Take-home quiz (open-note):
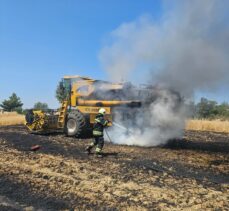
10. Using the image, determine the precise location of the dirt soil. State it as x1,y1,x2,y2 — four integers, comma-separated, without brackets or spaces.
0,125,228,211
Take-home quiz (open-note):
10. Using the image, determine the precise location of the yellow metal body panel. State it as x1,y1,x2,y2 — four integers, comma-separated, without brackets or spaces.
26,110,60,131
66,75,126,108
70,81,95,106
25,110,46,131
77,106,111,114
77,106,112,125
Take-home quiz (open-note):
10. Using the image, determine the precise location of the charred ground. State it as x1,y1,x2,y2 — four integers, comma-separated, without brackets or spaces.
0,125,228,210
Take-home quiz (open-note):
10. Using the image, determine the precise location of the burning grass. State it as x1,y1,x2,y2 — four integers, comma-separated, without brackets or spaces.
186,119,229,133
0,112,25,126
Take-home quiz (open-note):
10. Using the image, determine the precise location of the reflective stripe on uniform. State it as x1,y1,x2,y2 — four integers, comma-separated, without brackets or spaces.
95,118,107,126
93,130,103,136
95,118,101,123
95,147,101,153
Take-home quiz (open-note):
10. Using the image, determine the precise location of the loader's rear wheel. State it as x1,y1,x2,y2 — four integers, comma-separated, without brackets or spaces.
65,110,86,137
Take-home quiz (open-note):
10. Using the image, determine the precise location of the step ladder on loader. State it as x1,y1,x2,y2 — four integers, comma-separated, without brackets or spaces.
58,100,69,128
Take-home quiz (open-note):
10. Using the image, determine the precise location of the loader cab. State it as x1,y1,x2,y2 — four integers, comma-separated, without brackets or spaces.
62,75,95,107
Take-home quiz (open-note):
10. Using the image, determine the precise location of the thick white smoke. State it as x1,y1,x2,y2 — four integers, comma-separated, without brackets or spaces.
100,0,229,146
107,89,187,146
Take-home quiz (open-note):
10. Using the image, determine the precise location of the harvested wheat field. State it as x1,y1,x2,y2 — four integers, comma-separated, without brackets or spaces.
186,119,229,133
0,125,228,210
0,112,25,126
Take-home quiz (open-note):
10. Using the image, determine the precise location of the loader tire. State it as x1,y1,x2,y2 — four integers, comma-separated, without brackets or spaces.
65,110,86,137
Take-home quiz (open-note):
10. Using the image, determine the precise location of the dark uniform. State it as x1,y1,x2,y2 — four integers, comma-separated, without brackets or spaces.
86,113,109,157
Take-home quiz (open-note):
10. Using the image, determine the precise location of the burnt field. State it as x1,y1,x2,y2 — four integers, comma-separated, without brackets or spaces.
0,125,228,210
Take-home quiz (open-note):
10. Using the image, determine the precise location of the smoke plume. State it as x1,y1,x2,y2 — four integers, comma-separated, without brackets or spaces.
99,0,229,146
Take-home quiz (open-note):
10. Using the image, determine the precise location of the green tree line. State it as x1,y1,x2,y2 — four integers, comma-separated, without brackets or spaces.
193,98,229,120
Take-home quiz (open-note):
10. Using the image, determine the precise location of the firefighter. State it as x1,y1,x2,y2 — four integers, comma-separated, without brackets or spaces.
85,108,109,157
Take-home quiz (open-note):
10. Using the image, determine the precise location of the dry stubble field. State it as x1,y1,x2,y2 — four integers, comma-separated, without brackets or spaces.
186,119,229,133
0,112,25,126
0,124,228,211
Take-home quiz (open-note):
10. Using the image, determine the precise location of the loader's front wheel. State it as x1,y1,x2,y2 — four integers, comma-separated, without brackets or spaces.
65,110,86,137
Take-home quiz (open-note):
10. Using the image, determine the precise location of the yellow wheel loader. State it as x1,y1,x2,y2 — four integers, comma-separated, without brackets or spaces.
25,75,143,137
25,75,182,137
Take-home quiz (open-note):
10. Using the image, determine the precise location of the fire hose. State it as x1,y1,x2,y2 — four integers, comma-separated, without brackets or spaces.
105,121,134,143
104,128,112,143
112,121,134,134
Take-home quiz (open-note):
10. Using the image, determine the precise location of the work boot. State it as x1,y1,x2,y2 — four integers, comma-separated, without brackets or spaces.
85,146,92,155
95,147,103,158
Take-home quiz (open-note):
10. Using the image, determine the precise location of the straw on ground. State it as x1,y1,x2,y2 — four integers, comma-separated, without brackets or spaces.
0,112,25,126
186,119,229,133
